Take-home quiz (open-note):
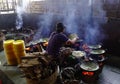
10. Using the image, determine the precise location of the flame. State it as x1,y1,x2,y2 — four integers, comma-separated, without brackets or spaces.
25,47,31,51
82,71,94,76
43,42,48,47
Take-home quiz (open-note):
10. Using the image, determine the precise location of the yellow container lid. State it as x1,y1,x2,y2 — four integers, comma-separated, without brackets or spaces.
13,40,24,45
3,39,14,44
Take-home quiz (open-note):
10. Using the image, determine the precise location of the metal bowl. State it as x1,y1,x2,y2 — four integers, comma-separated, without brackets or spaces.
61,67,75,80
64,80,79,84
90,49,105,55
72,51,86,58
88,44,102,49
80,61,99,71
69,34,78,40
89,55,106,62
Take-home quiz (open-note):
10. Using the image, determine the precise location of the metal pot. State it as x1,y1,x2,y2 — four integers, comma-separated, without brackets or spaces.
80,61,100,83
72,51,86,58
89,49,106,61
64,80,80,84
90,49,105,55
88,44,102,49
80,61,99,71
69,34,78,40
61,67,76,80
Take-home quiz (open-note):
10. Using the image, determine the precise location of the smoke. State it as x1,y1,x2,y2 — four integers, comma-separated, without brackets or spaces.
105,0,119,5
34,0,107,44
84,0,107,44
33,14,54,40
16,6,23,30
16,0,29,30
33,0,54,40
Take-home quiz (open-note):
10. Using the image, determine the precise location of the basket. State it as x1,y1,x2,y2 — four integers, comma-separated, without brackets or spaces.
26,67,58,84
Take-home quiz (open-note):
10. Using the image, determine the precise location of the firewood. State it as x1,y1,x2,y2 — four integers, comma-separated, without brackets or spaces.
18,64,34,68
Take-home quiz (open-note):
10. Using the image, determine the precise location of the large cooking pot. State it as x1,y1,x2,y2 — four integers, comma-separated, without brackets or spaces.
64,80,80,84
60,47,73,56
90,49,105,55
69,34,78,40
88,44,102,49
80,61,99,71
72,51,86,58
89,49,106,61
80,61,100,83
61,67,76,80
89,55,106,62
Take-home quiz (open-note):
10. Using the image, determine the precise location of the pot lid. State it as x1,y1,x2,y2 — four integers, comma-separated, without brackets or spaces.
72,51,86,58
80,61,99,71
90,49,105,54
69,34,78,40
88,44,101,49
89,56,105,62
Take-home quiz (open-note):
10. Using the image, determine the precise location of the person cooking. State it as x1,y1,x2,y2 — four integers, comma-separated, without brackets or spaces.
47,22,78,60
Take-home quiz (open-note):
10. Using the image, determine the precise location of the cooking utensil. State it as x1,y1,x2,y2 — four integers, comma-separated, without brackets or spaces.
90,49,105,55
88,44,102,49
72,51,86,58
61,67,76,80
80,61,99,71
69,34,78,40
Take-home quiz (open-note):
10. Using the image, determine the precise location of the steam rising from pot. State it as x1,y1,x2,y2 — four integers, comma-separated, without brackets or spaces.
16,0,29,30
33,0,107,44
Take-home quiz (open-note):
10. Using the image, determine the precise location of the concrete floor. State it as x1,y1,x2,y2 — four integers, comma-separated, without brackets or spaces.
0,51,120,84
0,51,26,84
98,65,120,84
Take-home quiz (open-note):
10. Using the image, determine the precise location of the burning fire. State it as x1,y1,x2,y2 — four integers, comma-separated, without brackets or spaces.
43,42,48,47
82,71,94,76
25,47,31,51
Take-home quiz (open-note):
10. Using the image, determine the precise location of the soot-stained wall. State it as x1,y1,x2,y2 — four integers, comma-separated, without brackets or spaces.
0,13,120,56
0,14,16,29
103,18,120,56
0,13,39,29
